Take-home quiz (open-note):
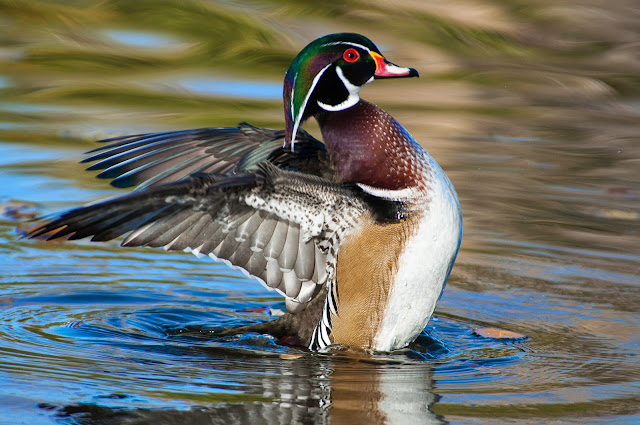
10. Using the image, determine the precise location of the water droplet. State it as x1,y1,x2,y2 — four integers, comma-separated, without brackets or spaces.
432,235,437,241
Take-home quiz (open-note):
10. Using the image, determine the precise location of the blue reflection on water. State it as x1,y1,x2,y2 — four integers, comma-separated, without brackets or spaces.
0,102,72,114
103,30,181,49
178,78,281,100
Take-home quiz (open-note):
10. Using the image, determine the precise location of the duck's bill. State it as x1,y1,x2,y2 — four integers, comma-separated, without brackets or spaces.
371,52,419,79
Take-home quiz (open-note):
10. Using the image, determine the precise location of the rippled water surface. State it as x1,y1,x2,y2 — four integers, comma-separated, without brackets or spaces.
1,1,639,424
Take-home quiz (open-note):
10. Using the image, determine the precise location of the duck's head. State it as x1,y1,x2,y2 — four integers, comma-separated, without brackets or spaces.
283,33,418,147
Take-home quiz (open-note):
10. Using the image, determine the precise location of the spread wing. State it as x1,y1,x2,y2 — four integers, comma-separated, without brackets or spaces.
27,162,368,313
83,123,331,190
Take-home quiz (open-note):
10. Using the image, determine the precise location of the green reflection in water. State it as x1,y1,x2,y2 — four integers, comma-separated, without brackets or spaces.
1,0,639,424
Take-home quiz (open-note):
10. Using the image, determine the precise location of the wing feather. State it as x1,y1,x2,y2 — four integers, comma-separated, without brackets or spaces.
250,215,278,252
27,147,371,314
278,224,300,271
164,213,209,251
295,238,316,281
194,223,228,256
266,259,284,290
233,210,264,242
213,231,242,260
263,220,289,260
244,251,267,276
83,123,328,190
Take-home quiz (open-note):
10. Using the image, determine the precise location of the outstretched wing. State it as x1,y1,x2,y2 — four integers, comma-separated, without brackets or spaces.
83,123,331,190
27,163,368,313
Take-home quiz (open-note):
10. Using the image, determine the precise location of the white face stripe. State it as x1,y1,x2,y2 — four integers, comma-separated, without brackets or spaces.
317,66,361,112
290,63,332,148
320,41,371,52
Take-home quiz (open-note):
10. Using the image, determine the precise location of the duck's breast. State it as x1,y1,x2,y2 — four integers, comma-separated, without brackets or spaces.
373,162,462,351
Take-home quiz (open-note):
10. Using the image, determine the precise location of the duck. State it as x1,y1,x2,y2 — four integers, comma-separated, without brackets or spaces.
26,33,462,352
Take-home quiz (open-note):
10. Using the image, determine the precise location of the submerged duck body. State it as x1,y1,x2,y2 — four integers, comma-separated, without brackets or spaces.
27,33,462,351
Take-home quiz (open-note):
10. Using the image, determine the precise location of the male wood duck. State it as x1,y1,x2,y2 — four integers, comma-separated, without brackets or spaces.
27,33,462,352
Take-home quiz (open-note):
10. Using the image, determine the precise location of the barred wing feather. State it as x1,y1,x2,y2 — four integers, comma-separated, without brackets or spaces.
27,163,367,313
83,123,327,190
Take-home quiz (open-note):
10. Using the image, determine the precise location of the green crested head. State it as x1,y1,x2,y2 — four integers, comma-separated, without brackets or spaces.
283,33,418,148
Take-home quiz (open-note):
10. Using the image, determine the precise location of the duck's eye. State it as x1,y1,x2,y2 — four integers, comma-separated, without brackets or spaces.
343,48,360,63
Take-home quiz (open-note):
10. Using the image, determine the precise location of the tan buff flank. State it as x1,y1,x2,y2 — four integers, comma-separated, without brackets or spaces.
330,213,418,347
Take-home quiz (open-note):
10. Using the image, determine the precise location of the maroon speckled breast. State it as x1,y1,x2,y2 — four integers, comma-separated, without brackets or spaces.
316,100,429,191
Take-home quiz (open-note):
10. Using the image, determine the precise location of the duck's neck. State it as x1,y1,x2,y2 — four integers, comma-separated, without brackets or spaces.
315,100,427,191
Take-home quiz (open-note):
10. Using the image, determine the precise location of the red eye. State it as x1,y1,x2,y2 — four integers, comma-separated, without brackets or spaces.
343,48,360,63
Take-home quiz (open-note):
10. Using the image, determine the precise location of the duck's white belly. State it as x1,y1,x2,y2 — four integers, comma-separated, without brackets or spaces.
373,166,462,352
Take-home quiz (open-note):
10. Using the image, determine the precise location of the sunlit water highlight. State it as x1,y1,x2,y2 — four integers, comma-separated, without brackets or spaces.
1,0,639,424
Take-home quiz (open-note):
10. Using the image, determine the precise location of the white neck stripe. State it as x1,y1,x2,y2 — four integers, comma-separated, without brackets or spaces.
357,183,418,200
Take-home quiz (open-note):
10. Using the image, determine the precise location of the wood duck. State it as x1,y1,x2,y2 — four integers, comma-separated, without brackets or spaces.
27,33,462,352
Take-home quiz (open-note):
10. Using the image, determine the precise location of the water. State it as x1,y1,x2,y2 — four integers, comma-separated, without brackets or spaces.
1,1,639,424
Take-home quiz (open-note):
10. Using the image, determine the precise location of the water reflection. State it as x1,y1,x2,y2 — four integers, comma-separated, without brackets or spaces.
37,327,444,425
174,77,281,99
1,0,639,423
102,30,183,50
329,355,441,424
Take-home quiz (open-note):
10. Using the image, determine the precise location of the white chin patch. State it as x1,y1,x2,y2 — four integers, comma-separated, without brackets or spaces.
317,66,363,112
